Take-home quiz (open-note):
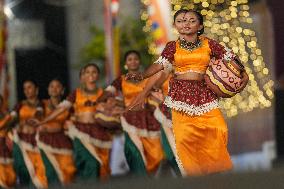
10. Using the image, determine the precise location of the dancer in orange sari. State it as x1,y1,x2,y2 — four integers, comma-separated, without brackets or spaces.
104,50,164,175
0,95,16,188
37,79,76,185
127,9,248,176
38,64,112,180
11,80,48,188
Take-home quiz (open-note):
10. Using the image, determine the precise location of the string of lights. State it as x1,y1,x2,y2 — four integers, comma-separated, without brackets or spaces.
140,0,274,117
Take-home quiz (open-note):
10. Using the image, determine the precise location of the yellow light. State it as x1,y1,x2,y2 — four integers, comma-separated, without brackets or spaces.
145,0,274,117
202,2,209,8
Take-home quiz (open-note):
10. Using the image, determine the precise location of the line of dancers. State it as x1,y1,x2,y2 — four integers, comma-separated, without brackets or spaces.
0,8,249,188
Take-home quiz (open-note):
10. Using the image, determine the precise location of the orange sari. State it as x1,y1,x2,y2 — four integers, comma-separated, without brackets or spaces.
155,37,233,176
108,75,164,173
66,88,112,179
37,99,76,185
12,101,48,188
0,113,16,188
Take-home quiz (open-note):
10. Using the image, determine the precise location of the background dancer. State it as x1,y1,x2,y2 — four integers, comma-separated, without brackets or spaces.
103,50,164,175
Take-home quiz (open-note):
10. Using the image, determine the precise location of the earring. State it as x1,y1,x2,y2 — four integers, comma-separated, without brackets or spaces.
124,65,128,70
197,30,201,35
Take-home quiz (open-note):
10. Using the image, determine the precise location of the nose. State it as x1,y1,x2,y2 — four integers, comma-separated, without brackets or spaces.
182,20,190,26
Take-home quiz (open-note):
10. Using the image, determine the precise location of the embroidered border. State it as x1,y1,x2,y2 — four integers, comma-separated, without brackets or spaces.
164,96,219,116
175,69,205,75
0,157,13,164
67,124,113,149
120,116,161,138
154,107,172,128
36,134,73,155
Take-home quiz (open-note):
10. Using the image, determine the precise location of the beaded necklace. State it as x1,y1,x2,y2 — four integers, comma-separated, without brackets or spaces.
179,37,202,52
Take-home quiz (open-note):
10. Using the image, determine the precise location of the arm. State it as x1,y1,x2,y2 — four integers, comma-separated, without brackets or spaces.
127,70,170,111
38,102,71,126
98,76,122,102
38,90,76,126
126,41,176,81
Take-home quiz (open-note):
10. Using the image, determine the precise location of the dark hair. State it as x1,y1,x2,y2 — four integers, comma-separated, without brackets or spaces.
174,9,204,36
188,10,204,35
23,79,38,88
173,9,189,22
49,78,64,87
79,67,85,78
83,63,100,74
0,94,3,104
124,50,141,62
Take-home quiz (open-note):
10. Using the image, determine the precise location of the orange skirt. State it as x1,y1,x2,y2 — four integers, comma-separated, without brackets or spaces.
172,108,232,176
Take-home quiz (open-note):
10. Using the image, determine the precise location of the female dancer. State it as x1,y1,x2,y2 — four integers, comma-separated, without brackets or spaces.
11,80,48,188
38,64,112,180
104,50,164,175
127,9,248,176
37,79,76,185
0,95,16,188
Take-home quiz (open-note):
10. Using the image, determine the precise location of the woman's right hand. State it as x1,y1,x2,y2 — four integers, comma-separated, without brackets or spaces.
127,91,147,111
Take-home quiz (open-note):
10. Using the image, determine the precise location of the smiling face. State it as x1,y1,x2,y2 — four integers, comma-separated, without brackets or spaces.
125,53,140,71
84,65,99,84
174,11,203,36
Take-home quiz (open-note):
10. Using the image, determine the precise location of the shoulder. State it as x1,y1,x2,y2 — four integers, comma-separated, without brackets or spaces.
164,41,176,49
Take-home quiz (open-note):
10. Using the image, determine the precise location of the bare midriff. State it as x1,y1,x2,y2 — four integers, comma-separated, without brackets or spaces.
75,111,96,123
19,123,37,134
175,72,204,81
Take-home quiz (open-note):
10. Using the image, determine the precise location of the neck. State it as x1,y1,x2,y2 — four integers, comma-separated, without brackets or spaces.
27,97,37,104
128,69,139,74
84,83,97,93
181,33,198,43
50,97,61,106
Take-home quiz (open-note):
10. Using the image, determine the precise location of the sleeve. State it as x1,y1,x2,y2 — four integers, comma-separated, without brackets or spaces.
10,103,21,117
58,90,76,108
208,38,245,70
208,38,237,61
105,76,122,94
154,41,176,72
66,90,77,103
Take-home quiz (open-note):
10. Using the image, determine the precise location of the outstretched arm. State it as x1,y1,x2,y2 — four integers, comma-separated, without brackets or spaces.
38,102,71,126
127,70,170,111
126,41,176,81
125,63,164,81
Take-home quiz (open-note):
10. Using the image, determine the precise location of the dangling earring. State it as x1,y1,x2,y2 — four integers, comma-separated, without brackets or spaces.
124,64,128,70
197,30,201,35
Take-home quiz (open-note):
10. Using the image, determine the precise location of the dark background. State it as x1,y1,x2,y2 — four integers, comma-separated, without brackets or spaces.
11,0,69,100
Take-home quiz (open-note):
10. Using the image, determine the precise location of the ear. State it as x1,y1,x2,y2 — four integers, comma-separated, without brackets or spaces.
199,24,204,31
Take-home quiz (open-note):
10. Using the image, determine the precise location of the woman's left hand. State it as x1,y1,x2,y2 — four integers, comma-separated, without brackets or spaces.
236,70,249,92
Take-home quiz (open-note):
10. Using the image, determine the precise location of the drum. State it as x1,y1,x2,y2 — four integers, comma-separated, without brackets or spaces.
204,58,245,98
95,98,124,131
95,110,121,130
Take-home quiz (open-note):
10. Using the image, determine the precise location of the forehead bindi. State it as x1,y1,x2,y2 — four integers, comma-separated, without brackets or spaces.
183,12,198,20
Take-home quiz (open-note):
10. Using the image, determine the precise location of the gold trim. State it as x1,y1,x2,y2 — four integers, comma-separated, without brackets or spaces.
120,116,161,138
95,112,120,123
